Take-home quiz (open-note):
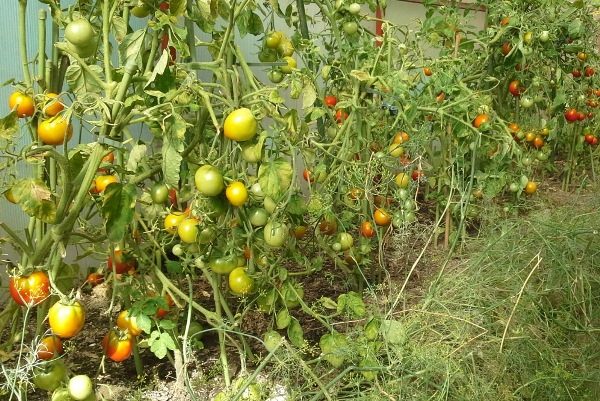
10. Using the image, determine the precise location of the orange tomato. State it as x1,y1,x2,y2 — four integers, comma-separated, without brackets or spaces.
95,175,118,193
8,92,35,117
360,221,375,238
102,329,133,362
37,336,64,360
472,114,490,129
116,310,143,336
524,181,537,195
42,93,64,117
374,209,391,226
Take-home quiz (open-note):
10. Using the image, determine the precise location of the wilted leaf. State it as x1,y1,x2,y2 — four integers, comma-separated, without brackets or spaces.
302,81,317,109
12,179,56,223
111,16,127,43
126,144,147,173
258,158,293,198
119,29,147,69
162,132,183,188
145,50,170,88
337,291,366,318
380,319,407,345
276,308,291,329
0,112,18,139
319,331,349,368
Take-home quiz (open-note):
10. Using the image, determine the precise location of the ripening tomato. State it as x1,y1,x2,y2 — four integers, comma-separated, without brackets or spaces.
532,136,544,149
195,165,224,196
374,209,391,226
577,112,586,121
292,225,307,239
86,272,104,286
411,170,423,181
264,221,288,247
280,56,297,74
38,116,72,146
585,66,595,78
37,336,64,360
8,92,35,117
42,93,64,117
436,91,446,102
225,181,248,207
360,221,375,238
525,132,536,142
107,249,137,274
319,217,338,235
265,31,283,49
392,131,410,144
223,108,258,142
564,108,578,123
178,218,199,243
524,181,537,195
508,80,522,97
48,300,85,339
228,267,254,295
94,175,118,194
500,17,510,26
423,67,432,76
472,114,490,129
572,69,582,78
277,39,295,57
155,294,175,318
324,95,338,108
103,329,133,362
9,271,50,306
394,172,410,188
335,109,348,124
577,52,588,62
302,169,314,183
116,310,143,336
164,212,186,234
501,42,512,56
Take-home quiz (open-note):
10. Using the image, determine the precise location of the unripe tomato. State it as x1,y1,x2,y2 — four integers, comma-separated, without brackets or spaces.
131,2,151,18
68,375,93,401
150,183,169,204
65,19,96,48
37,336,64,360
360,221,375,238
94,175,118,193
343,21,358,35
389,143,405,157
195,165,224,196
519,96,533,108
374,209,391,226
38,116,72,146
524,181,537,195
102,329,133,362
42,93,64,117
225,181,248,207
33,360,67,391
280,56,297,74
223,108,258,142
116,310,143,336
348,3,361,14
523,31,533,45
264,221,288,247
164,212,186,234
178,218,199,243
395,172,410,188
265,31,283,49
338,232,354,250
268,69,284,84
277,39,294,57
8,91,35,117
209,255,238,274
249,208,269,227
9,271,50,306
48,300,85,338
228,267,254,295
539,30,549,42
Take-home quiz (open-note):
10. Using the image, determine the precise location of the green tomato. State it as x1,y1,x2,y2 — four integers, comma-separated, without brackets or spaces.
194,165,224,196
348,3,361,14
241,142,263,163
268,69,284,84
51,388,72,401
263,197,277,214
228,267,254,295
539,30,550,42
509,183,520,192
523,31,533,45
343,21,359,35
250,183,264,198
258,48,278,63
331,242,342,252
263,221,288,247
131,3,151,18
265,31,283,49
249,208,269,227
209,255,237,274
338,233,354,250
150,183,169,204
263,330,283,352
65,19,96,48
520,96,533,108
198,226,216,244
171,244,184,256
33,360,67,391
68,375,94,401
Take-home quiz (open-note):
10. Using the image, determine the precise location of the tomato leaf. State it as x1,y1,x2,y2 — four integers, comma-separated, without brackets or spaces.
0,111,18,140
119,29,147,70
337,291,366,318
159,319,176,330
287,318,304,348
136,314,152,334
101,183,137,243
162,133,183,189
148,331,177,359
258,159,293,198
145,50,169,89
301,81,317,109
319,297,338,310
12,179,57,223
65,63,104,94
125,144,147,174
111,15,127,43
276,308,291,329
169,0,187,16
380,319,407,345
319,332,349,368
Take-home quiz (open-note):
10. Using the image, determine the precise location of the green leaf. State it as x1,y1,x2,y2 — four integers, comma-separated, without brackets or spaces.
337,291,366,318
101,183,137,243
159,319,176,330
65,63,104,94
319,332,349,368
276,308,291,329
165,260,183,274
136,314,152,334
111,15,127,43
126,144,147,174
119,29,147,69
145,50,170,88
246,12,264,35
380,319,407,345
12,179,57,223
320,297,337,310
0,111,18,139
162,130,184,188
258,158,293,198
169,0,187,15
287,318,304,348
301,81,317,109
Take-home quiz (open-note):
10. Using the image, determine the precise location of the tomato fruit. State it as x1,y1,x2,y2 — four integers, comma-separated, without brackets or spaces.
225,181,248,207
277,39,294,57
335,109,348,123
564,108,578,123
343,21,358,35
423,67,432,76
107,249,137,274
472,114,490,129
539,30,549,42
348,2,361,14
195,165,224,196
524,181,537,195
37,336,64,360
508,80,522,97
150,183,169,204
501,42,512,56
268,69,284,83
392,131,410,144
577,112,586,121
280,56,297,74
500,17,510,26
209,255,238,274
265,31,283,49
338,232,354,250
523,31,533,45
33,360,67,391
520,96,533,108
68,375,94,400
131,2,151,18
94,175,118,193
258,47,278,62
42,93,64,117
577,52,588,62
155,294,175,318
324,95,338,108
585,66,595,77
319,217,338,235
177,218,199,243
48,300,85,338
532,136,544,149
223,108,258,142
65,19,96,48
117,310,142,336
395,172,410,188
86,272,104,286
103,329,133,362
389,143,405,157
249,208,269,227
9,271,50,306
164,212,186,234
38,116,72,145
264,221,288,247
228,267,254,295
374,209,391,226
360,221,375,238
8,92,35,117
572,69,582,78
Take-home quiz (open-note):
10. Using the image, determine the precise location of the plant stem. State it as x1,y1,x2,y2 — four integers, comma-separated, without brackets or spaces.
38,9,47,88
102,0,113,83
18,0,32,86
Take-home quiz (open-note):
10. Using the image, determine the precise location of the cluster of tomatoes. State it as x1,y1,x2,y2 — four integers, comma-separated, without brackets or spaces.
584,133,599,146
260,30,297,84
509,122,549,150
8,91,72,146
564,107,592,123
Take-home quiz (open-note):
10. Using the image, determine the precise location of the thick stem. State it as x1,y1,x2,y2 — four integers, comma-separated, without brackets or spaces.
18,0,32,86
102,0,113,83
38,9,47,88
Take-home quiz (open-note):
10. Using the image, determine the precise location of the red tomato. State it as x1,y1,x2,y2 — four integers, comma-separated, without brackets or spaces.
9,271,50,306
501,42,512,56
37,336,64,360
360,221,375,238
585,134,595,144
564,108,578,123
572,69,582,78
577,112,586,121
585,66,595,77
324,95,338,108
302,169,314,183
156,294,175,318
107,249,137,274
592,136,599,146
508,80,522,97
335,109,348,124
86,272,104,286
411,170,423,181
102,329,133,362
